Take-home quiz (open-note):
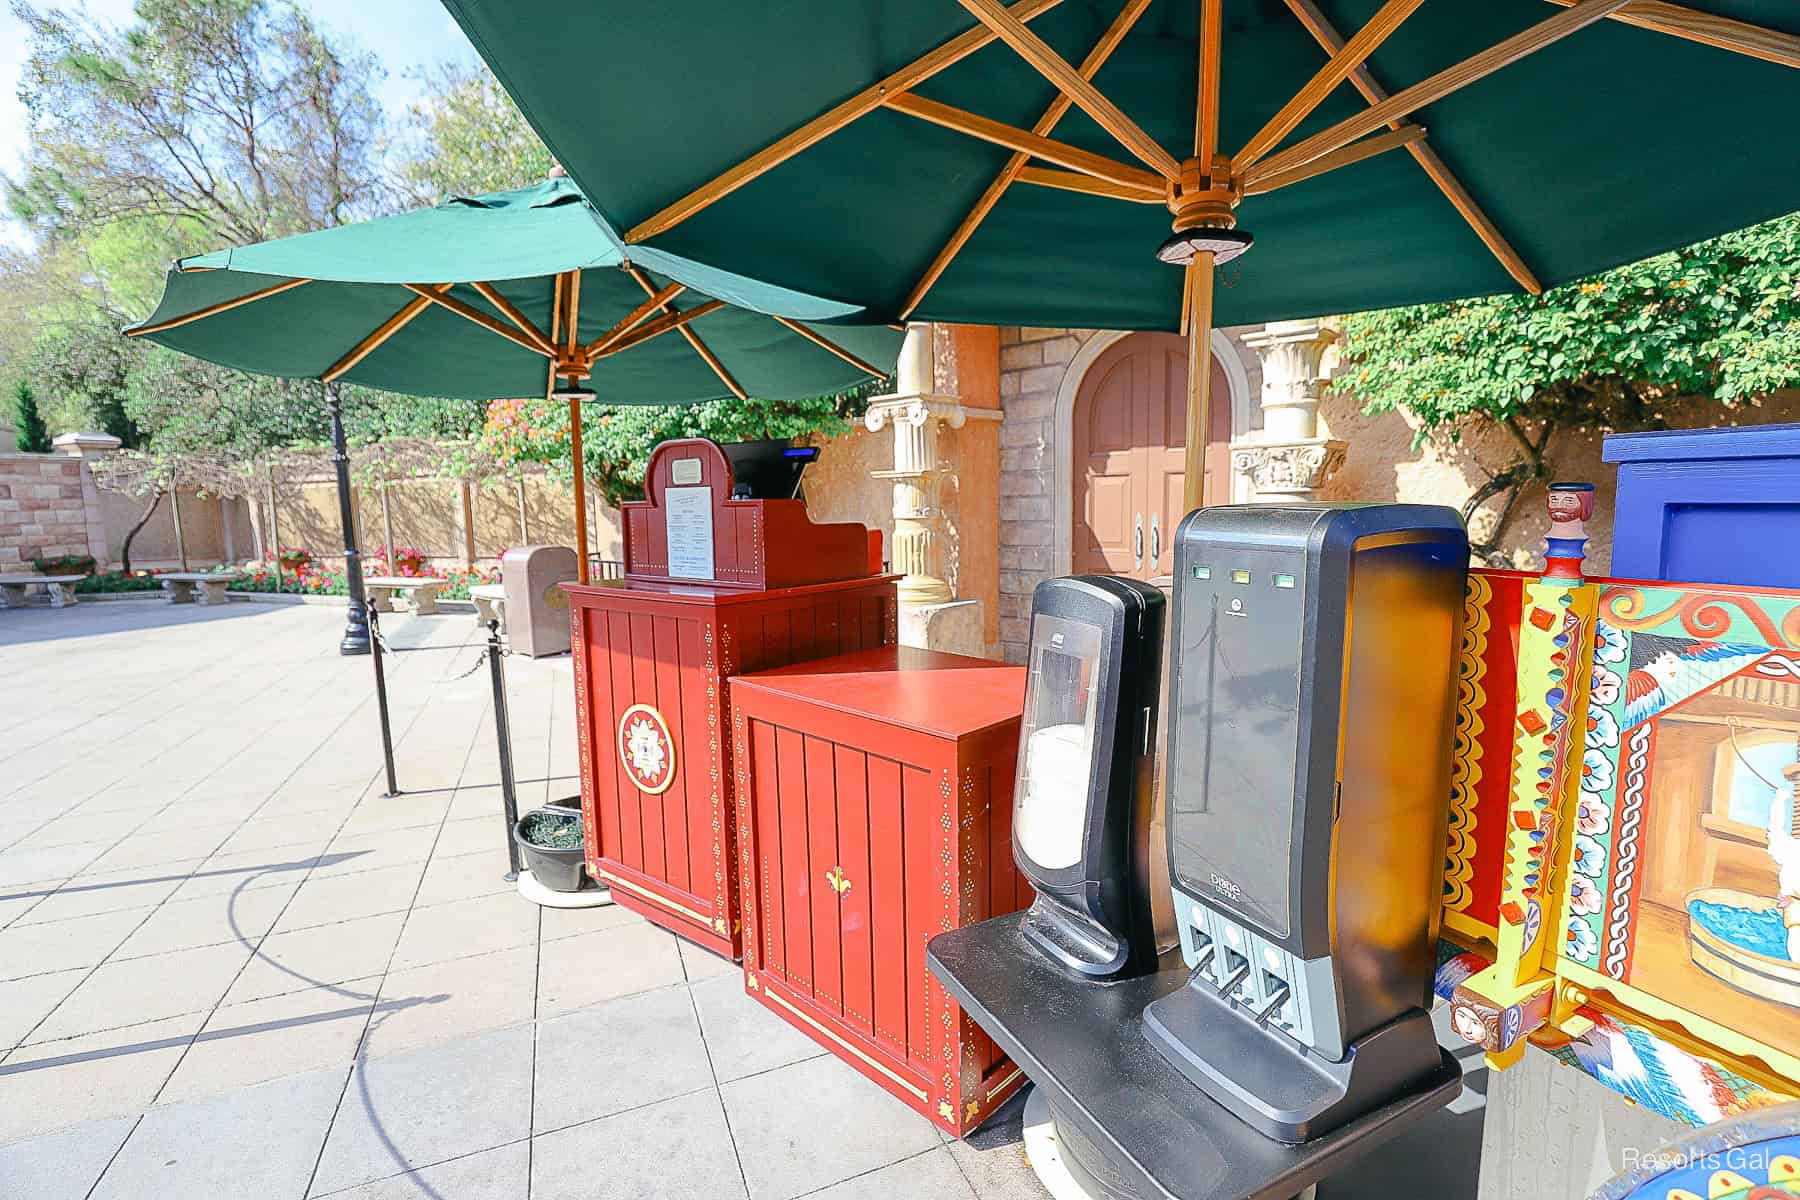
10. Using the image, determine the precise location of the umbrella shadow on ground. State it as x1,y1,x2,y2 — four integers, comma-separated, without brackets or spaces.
0,850,371,904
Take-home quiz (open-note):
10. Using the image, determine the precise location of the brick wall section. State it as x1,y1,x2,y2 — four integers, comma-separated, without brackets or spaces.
0,454,90,567
998,326,1089,663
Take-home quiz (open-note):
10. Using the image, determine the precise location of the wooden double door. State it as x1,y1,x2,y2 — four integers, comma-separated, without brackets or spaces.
1072,332,1232,581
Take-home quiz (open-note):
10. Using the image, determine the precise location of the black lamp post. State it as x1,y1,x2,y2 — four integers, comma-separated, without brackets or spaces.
324,382,371,656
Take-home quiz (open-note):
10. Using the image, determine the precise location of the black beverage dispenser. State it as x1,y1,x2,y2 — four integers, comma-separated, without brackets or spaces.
1143,503,1468,1143
1012,575,1165,978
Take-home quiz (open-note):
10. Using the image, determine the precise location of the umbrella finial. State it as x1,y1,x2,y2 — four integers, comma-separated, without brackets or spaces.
548,162,568,179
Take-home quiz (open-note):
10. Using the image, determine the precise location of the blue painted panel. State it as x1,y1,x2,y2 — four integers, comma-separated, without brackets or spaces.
1605,426,1800,588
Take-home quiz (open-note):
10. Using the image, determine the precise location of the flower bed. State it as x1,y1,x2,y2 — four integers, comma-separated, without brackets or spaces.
74,570,164,594
224,558,496,599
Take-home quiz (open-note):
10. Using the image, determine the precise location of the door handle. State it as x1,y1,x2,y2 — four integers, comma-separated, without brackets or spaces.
1151,512,1161,564
1133,513,1144,569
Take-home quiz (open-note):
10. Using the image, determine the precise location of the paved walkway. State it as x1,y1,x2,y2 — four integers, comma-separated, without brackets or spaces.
0,600,1049,1199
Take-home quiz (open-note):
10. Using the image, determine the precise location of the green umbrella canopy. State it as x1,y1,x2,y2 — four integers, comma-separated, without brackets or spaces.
126,177,903,403
441,0,1800,331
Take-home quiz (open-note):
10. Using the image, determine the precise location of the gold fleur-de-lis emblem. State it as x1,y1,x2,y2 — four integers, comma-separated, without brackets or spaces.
937,1101,955,1122
825,867,851,897
964,1100,980,1122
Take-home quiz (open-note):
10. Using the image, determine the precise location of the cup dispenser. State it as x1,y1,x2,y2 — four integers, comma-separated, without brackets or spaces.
1142,503,1468,1142
1012,575,1165,978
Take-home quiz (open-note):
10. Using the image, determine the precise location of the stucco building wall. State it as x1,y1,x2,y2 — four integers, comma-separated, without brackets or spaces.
985,323,1800,663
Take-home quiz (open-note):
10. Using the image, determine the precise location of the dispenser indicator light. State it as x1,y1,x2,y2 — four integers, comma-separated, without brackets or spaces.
1273,573,1296,589
1192,565,1210,579
1230,569,1251,585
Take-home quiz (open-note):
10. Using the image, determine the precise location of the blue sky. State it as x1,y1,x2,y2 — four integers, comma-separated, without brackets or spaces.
0,0,480,246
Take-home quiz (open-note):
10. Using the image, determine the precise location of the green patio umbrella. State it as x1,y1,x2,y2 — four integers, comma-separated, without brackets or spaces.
127,176,902,581
441,0,1800,506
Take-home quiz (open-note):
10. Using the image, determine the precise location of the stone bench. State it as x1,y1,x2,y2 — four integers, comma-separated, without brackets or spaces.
469,583,506,630
159,572,241,606
365,576,442,615
0,574,84,609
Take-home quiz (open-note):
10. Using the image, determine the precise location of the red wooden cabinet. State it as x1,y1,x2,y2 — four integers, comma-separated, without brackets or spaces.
568,577,897,959
729,647,1031,1135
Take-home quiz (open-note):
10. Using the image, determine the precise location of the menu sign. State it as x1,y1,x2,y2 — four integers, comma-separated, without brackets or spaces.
664,486,715,580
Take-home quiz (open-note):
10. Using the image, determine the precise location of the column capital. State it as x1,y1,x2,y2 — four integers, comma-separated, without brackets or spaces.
51,431,123,457
1229,438,1347,502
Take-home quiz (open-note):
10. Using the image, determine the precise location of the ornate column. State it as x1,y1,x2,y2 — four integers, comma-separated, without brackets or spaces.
864,324,998,653
1231,321,1347,503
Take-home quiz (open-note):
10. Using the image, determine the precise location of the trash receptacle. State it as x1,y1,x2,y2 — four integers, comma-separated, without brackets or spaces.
500,545,578,657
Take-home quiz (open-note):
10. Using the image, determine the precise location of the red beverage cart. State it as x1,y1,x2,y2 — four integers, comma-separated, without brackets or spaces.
567,439,895,959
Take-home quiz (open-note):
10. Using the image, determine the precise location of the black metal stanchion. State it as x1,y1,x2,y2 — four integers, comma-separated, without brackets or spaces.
368,598,400,798
486,619,523,880
324,382,371,657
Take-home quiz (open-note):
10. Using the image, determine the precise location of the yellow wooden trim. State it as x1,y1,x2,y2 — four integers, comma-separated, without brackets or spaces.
762,986,930,1102
597,869,712,925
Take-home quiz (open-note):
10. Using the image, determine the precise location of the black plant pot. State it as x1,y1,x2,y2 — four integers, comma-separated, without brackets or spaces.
514,806,586,893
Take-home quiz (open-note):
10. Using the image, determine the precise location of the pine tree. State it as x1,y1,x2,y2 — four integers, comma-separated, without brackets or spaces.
11,381,51,453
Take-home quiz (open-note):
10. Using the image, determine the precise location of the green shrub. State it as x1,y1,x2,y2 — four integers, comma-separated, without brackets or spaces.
74,571,162,593
32,554,97,576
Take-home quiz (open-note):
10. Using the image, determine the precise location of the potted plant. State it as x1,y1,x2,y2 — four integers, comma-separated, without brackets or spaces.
278,546,312,572
513,800,587,892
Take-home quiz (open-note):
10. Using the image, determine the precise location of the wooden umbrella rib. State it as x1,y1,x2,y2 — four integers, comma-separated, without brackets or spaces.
126,277,310,337
321,292,435,382
954,0,1179,180
471,281,554,354
1196,0,1223,164
622,267,746,399
626,0,1065,243
1546,0,1800,69
583,282,687,357
1284,0,1543,295
564,269,583,359
898,0,1152,319
593,299,726,358
1255,0,1635,181
1235,0,1425,169
403,283,551,356
771,316,886,378
1241,123,1426,193
883,93,1163,193
1015,166,1163,202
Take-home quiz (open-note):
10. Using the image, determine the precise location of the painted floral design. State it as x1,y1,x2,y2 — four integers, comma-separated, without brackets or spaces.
1568,874,1604,916
1576,794,1611,837
1584,704,1619,750
625,715,668,785
1573,833,1607,878
1581,747,1615,795
1594,622,1628,664
1565,916,1599,961
1589,661,1621,707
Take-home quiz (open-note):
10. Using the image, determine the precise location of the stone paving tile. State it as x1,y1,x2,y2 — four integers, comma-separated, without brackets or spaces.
12,863,197,925
333,793,455,839
680,938,741,982
689,973,828,1084
535,920,684,1015
411,847,517,907
530,1089,748,1200
0,1113,138,1200
210,808,354,856
388,890,538,971
91,1066,345,1200
361,945,537,1059
805,1147,979,1200
0,842,109,889
312,1139,529,1199
313,829,437,880
273,863,428,934
308,1024,533,1196
942,1093,1050,1200
79,825,233,875
109,882,298,961
0,1013,202,1143
721,1053,941,1200
157,976,382,1104
0,906,151,980
532,983,715,1133
430,814,511,859
224,911,408,1005
29,940,255,1043
536,896,644,942
0,967,89,1050
163,842,332,900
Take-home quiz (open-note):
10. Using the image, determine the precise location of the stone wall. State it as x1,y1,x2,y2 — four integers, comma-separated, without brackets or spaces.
0,452,90,568
996,327,1082,661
